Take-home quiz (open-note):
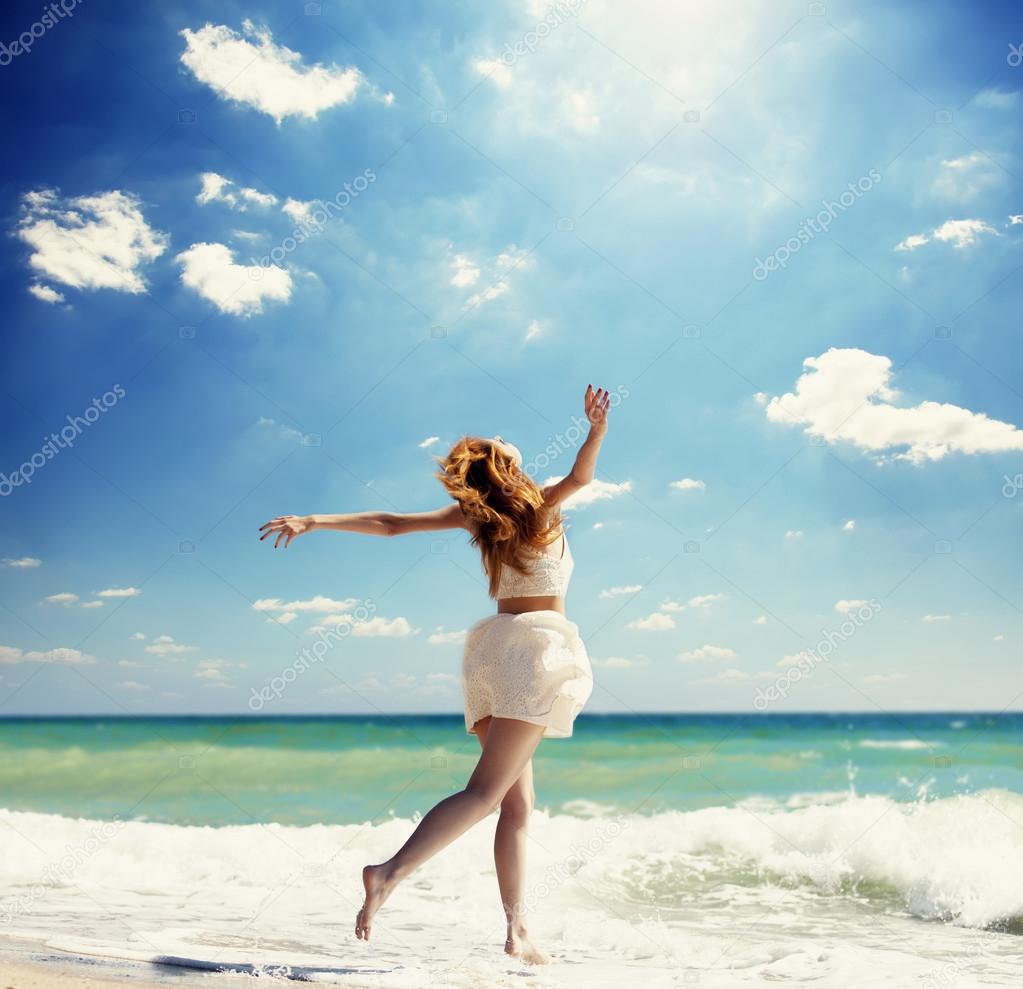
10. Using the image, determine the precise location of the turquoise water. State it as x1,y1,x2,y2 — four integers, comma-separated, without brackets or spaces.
1,712,1019,825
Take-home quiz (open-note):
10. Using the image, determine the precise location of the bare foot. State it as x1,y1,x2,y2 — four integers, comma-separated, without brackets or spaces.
355,863,398,941
505,925,550,965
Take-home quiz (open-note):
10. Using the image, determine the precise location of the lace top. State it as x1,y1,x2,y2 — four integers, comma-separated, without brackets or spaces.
492,531,574,599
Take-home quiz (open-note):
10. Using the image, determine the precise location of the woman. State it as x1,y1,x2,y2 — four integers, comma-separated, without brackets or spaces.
258,384,612,964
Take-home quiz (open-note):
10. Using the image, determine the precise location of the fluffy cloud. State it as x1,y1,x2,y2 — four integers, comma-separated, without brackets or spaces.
473,57,513,89
671,478,705,492
180,21,365,124
896,218,998,251
3,557,42,568
44,592,78,605
678,644,737,663
600,584,643,598
176,242,292,316
17,188,168,296
544,475,633,508
351,616,416,637
450,254,480,287
197,172,278,210
628,611,675,631
764,348,1023,463
688,593,724,609
0,646,95,665
418,436,440,449
921,614,951,623
28,284,65,304
96,587,141,598
835,599,870,614
427,628,466,645
253,595,360,614
144,635,197,656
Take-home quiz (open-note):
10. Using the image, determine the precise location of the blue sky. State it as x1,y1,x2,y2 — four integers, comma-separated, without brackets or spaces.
1,0,1022,716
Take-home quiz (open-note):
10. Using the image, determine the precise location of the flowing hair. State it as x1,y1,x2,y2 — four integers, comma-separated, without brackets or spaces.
435,436,564,598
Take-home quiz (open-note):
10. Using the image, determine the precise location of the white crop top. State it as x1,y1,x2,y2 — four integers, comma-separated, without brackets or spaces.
493,531,574,599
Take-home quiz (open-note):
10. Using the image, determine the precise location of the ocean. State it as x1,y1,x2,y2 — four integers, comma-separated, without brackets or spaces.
1,713,1021,987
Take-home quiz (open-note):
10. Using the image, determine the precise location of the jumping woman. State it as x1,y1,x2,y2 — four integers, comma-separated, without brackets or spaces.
258,384,612,964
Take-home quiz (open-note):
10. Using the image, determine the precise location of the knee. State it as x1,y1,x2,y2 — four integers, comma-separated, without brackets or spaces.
464,780,507,817
500,787,535,826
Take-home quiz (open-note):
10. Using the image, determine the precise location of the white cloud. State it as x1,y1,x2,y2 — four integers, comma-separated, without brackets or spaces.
678,644,737,663
932,218,998,247
17,188,168,295
176,242,293,316
0,646,95,665
96,587,141,598
196,172,278,210
972,89,1018,109
921,614,951,623
81,601,104,610
466,280,510,308
753,615,767,625
764,348,1023,463
994,634,1005,642
180,21,364,124
862,672,907,684
352,616,417,637
543,475,633,508
777,651,811,668
843,519,856,532
932,153,1000,201
4,557,42,568
784,529,804,541
599,584,643,598
688,593,724,609
427,628,466,645
131,632,146,640
28,284,65,304
524,319,545,342
450,254,480,288
895,233,930,252
671,478,705,492
419,436,440,449
272,612,298,625
473,57,513,89
628,611,675,631
564,89,600,131
253,595,359,614
897,218,998,251
45,592,78,605
660,599,687,613
145,634,197,656
835,599,869,615
596,656,638,669
117,680,151,691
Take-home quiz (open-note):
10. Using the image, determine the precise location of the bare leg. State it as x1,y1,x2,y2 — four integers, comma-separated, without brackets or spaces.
475,717,550,965
355,716,545,941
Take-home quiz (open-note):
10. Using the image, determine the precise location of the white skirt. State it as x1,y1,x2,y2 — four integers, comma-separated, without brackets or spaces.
461,610,594,739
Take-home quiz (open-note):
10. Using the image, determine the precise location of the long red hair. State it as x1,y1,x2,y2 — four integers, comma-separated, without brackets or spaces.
436,436,563,598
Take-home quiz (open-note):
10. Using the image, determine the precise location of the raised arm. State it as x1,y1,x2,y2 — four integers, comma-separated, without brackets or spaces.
543,384,612,509
259,503,468,548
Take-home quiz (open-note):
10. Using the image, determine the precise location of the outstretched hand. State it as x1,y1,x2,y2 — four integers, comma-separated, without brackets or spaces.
584,384,611,433
259,515,313,549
